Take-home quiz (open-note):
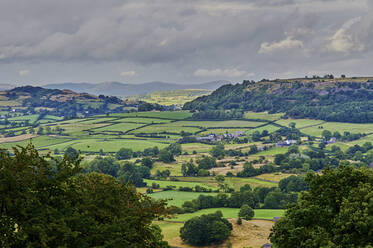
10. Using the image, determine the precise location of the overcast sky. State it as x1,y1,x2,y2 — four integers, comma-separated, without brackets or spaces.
0,0,372,85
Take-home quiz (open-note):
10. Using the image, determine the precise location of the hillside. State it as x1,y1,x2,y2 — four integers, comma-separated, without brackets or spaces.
44,80,230,97
130,89,211,106
183,76,373,123
0,86,140,118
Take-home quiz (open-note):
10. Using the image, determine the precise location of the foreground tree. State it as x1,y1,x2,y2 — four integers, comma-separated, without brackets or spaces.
270,166,373,247
0,144,169,248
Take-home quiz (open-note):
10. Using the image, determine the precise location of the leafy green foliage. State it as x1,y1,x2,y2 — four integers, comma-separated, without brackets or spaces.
0,144,169,248
118,162,150,187
238,204,255,220
278,175,308,193
180,211,232,246
270,166,373,247
116,147,134,160
196,156,217,170
184,80,373,123
180,184,258,213
85,156,120,177
158,149,175,163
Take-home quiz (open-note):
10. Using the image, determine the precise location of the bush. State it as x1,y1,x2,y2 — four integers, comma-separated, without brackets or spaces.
116,148,133,160
237,218,242,225
151,183,160,189
158,149,175,163
238,204,254,220
180,211,232,246
179,186,193,192
141,157,154,168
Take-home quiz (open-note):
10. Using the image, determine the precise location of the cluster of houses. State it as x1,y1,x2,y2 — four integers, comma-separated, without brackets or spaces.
275,139,297,147
196,131,245,142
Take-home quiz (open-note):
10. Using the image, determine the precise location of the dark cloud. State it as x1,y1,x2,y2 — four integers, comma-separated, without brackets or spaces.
0,0,371,83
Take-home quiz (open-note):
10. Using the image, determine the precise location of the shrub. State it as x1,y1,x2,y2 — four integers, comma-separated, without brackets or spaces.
180,211,232,246
238,204,255,220
237,218,242,225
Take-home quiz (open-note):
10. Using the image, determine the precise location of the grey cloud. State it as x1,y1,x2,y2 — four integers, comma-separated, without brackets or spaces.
0,0,372,83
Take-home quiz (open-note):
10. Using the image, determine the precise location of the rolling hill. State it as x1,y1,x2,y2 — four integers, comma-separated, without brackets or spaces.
44,80,230,97
0,86,140,118
184,76,373,123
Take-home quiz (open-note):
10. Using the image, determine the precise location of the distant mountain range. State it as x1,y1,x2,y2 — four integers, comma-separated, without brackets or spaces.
0,84,16,91
43,80,231,97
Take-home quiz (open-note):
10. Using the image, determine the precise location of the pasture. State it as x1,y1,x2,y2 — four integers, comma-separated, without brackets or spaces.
176,177,278,190
244,111,283,121
276,118,324,129
168,208,284,222
170,120,266,128
301,122,373,137
149,191,219,207
144,179,217,190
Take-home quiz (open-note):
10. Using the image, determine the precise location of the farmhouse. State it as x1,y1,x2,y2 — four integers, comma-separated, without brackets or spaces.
327,137,337,144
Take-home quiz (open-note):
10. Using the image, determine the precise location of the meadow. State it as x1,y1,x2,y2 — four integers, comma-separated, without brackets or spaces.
168,208,284,222
144,179,217,190
244,111,283,121
150,191,219,207
132,89,211,106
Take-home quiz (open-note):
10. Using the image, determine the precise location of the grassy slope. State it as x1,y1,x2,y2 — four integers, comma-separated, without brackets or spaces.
168,208,284,222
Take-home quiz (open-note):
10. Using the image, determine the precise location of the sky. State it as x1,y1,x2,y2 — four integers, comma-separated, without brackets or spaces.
0,0,372,85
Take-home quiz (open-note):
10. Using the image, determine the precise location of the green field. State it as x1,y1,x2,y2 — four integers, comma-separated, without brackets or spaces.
151,161,183,176
8,114,39,123
276,119,324,129
150,191,219,207
93,122,145,133
171,120,266,128
245,124,281,135
168,208,284,222
181,143,213,153
144,179,217,190
301,122,373,137
0,136,73,150
255,147,288,156
244,111,283,121
114,117,172,124
225,177,278,189
49,138,169,153
176,177,278,190
133,89,211,106
108,111,193,120
131,124,201,134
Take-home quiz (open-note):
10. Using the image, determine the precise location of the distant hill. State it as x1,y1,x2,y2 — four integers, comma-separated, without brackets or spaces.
43,80,230,97
0,84,16,91
0,86,141,118
184,76,373,123
132,89,212,106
